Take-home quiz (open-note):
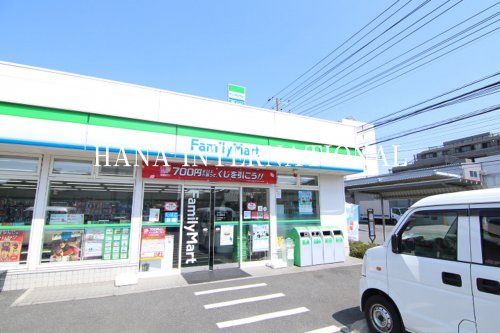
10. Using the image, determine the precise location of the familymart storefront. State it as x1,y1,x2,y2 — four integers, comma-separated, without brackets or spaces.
0,62,369,290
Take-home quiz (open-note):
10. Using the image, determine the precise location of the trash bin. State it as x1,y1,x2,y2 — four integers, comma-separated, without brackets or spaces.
285,237,295,267
332,229,346,262
319,227,335,264
290,227,312,267
307,227,324,265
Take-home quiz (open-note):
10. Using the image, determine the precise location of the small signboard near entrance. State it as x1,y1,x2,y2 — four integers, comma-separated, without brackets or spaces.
143,163,276,184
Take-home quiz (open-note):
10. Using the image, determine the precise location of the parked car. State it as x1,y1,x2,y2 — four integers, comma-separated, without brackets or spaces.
360,188,500,333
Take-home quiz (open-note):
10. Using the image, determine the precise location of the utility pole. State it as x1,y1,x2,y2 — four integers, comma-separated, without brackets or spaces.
275,98,281,112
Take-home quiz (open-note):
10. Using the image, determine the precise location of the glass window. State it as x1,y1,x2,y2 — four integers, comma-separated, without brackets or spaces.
52,159,93,175
41,181,133,263
399,210,459,261
98,165,134,177
479,209,500,267
243,188,270,262
277,174,298,186
141,184,181,272
276,189,320,239
0,155,38,173
299,175,318,186
0,178,37,265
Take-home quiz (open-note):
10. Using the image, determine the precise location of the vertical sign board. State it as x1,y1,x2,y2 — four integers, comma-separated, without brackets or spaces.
228,84,246,105
367,208,376,243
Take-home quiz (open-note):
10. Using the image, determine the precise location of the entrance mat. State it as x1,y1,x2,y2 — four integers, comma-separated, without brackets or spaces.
182,268,251,284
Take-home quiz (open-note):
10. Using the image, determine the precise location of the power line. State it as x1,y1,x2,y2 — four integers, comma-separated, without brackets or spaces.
282,0,428,103
296,4,500,116
364,70,500,128
366,80,500,131
287,0,461,110
369,104,500,146
303,18,500,117
261,0,403,107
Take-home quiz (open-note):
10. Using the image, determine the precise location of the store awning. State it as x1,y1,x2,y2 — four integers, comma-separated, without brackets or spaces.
345,168,482,200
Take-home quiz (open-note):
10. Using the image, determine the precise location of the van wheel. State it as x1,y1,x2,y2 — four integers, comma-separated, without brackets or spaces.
364,295,404,333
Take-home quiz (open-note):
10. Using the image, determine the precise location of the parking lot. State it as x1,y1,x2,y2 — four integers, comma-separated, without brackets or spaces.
0,265,364,333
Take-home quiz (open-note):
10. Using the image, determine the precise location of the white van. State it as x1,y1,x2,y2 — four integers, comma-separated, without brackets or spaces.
360,188,500,333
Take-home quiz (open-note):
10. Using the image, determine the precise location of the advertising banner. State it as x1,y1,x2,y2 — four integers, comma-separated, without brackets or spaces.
82,229,105,259
48,231,82,262
143,163,277,184
298,190,313,215
219,225,234,246
345,203,360,242
103,227,129,260
140,227,166,260
251,224,270,252
0,230,24,263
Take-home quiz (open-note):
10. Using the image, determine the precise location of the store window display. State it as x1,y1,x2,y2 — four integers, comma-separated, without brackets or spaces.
276,189,320,240
140,184,181,272
0,178,37,265
41,181,133,263
242,188,270,262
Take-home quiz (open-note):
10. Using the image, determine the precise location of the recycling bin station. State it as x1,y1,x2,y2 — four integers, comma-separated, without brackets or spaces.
307,227,324,265
290,227,312,267
319,226,335,264
333,229,346,262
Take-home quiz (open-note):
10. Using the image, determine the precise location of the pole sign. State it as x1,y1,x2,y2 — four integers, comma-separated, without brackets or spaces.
367,208,376,243
228,84,246,105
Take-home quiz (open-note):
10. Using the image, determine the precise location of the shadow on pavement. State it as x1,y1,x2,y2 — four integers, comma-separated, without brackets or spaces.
332,306,364,326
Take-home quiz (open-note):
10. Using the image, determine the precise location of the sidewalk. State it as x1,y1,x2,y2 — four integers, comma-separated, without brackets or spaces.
10,257,362,307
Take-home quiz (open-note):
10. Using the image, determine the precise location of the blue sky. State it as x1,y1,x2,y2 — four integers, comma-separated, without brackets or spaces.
0,1,499,167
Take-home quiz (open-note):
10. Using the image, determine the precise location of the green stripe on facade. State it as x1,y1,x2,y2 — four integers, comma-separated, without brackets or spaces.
0,101,359,154
276,219,321,223
0,225,31,230
89,114,176,134
0,101,88,124
44,223,131,230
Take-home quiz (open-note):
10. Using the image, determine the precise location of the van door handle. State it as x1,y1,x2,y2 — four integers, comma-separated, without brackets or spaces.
477,278,500,295
442,272,462,287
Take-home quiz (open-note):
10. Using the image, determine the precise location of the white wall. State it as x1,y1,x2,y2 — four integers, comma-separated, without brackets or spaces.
0,61,359,148
342,118,379,180
319,174,349,251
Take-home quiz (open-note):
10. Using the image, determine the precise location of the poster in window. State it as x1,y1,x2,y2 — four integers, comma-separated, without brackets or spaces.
149,208,160,222
220,225,234,246
49,231,82,262
298,190,313,215
140,227,166,260
83,229,105,259
0,230,24,263
251,224,269,252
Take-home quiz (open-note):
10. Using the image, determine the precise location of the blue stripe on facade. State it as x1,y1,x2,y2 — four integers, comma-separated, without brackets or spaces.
0,138,363,173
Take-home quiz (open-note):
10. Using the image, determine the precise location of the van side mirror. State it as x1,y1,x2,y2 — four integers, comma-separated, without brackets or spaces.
391,234,400,253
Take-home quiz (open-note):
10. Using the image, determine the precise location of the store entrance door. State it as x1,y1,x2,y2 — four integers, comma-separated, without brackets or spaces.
181,187,240,271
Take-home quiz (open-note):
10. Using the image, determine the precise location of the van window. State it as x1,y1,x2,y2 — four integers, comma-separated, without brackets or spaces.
479,209,500,267
399,210,459,261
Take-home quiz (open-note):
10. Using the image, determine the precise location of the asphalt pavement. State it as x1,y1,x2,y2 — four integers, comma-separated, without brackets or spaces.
0,265,364,333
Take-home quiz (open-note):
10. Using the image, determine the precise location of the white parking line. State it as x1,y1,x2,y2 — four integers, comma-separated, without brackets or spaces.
194,283,267,296
304,324,342,333
216,307,310,328
204,293,285,309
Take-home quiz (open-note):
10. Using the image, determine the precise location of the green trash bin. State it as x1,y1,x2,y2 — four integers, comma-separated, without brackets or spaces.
290,227,312,267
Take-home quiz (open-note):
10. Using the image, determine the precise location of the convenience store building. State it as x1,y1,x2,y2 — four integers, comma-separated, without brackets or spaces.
0,62,374,290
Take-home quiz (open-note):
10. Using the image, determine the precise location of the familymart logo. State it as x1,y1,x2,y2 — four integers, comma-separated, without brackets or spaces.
93,139,406,168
